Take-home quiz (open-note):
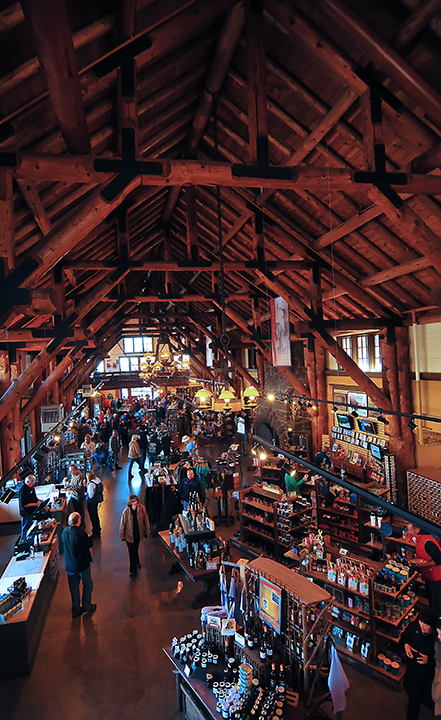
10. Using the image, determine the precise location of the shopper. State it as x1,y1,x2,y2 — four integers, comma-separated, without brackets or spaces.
407,522,441,615
433,617,441,718
108,429,122,470
61,512,96,618
178,466,205,509
402,607,437,720
93,441,108,467
119,495,149,578
86,470,102,537
67,465,86,528
181,434,195,456
128,434,144,480
18,474,41,536
81,434,96,459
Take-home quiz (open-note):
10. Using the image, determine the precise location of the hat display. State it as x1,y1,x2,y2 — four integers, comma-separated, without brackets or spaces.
181,435,191,443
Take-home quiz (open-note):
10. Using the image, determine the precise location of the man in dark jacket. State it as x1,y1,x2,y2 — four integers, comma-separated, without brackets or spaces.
18,474,41,536
61,512,96,618
178,467,205,508
402,607,437,720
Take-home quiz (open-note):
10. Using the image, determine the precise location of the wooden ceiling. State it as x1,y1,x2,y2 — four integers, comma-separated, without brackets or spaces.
2,0,441,380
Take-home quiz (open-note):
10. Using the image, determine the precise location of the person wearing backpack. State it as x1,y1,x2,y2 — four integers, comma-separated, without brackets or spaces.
86,470,103,537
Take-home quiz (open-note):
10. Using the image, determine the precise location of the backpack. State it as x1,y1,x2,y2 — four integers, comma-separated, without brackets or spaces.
93,480,104,504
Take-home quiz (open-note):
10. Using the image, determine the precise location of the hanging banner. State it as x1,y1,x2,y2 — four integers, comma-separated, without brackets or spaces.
206,326,214,367
270,297,291,366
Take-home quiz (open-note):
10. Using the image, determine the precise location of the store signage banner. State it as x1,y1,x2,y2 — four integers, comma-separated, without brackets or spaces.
206,326,214,367
270,297,291,366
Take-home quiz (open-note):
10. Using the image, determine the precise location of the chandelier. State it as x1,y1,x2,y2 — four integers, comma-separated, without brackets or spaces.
139,333,190,384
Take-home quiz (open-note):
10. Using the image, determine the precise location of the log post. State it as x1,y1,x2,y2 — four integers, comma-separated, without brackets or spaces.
315,341,328,441
395,326,416,484
304,335,319,455
380,329,407,502
0,351,20,473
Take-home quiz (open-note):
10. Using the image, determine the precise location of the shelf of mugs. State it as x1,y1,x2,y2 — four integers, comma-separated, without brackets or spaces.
372,570,418,599
331,599,370,620
374,599,418,628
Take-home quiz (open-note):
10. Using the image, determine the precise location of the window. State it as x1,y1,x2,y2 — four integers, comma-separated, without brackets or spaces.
373,334,381,372
338,333,382,373
119,357,130,372
356,335,369,372
129,357,139,371
341,336,353,358
121,388,129,399
123,336,153,353
95,361,104,373
123,338,134,354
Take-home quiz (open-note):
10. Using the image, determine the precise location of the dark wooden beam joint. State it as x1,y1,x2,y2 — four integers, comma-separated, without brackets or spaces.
386,325,396,344
353,65,405,208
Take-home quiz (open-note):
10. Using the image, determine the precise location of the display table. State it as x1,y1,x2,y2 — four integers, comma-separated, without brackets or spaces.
159,531,220,608
0,548,58,676
164,647,304,720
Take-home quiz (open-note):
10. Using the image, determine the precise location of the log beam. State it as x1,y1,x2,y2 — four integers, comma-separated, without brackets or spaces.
20,0,91,154
0,171,14,273
393,0,441,52
312,327,393,412
6,152,441,196
20,352,73,422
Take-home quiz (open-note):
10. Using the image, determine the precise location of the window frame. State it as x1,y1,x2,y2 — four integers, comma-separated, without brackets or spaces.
338,333,381,373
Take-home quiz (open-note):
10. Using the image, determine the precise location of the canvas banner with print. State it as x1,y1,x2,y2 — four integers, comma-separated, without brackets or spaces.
270,297,291,366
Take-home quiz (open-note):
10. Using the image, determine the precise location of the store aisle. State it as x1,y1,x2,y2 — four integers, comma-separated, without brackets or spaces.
0,456,201,720
0,452,434,720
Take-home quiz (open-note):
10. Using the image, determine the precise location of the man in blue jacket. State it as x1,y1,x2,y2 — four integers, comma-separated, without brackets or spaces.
61,512,96,618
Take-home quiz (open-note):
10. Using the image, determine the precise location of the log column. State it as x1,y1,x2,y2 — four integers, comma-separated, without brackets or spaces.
380,329,407,502
304,335,319,455
395,326,416,486
0,351,21,473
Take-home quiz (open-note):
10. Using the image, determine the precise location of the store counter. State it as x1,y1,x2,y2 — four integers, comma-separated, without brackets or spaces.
0,545,58,676
0,483,59,524
159,531,219,608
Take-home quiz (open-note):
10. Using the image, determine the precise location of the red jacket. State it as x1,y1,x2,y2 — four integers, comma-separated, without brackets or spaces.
415,534,441,581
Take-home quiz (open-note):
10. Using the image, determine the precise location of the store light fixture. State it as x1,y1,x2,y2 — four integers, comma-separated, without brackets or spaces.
377,414,389,425
351,409,359,418
408,419,417,431
242,386,260,407
267,393,275,402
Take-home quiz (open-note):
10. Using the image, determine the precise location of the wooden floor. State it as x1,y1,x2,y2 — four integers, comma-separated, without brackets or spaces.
0,445,433,720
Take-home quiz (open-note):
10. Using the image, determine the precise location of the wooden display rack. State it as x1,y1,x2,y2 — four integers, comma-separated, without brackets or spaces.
237,485,313,559
246,556,332,701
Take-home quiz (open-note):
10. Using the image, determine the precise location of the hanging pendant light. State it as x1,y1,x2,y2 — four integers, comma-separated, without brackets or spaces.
242,386,260,407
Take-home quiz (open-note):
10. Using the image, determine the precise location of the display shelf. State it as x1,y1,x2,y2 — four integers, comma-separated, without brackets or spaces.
242,498,274,513
330,613,370,639
242,524,275,542
331,599,370,620
307,568,370,600
407,468,441,523
336,644,406,688
241,512,274,530
373,572,418,599
375,599,418,628
319,505,358,518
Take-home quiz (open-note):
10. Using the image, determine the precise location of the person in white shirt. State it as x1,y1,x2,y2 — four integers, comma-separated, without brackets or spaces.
85,470,101,537
81,435,96,460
